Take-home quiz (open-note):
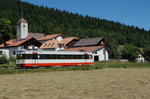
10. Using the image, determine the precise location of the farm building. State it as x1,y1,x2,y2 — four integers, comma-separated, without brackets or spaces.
136,49,145,63
38,34,64,44
0,37,41,59
61,37,79,48
0,17,109,61
40,40,65,51
74,37,104,47
65,46,108,61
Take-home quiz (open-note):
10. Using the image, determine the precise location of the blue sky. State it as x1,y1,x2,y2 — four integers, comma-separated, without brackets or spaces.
22,0,150,30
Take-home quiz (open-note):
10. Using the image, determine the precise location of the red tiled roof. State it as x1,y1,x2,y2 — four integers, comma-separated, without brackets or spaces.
62,37,79,45
64,46,104,52
8,37,32,47
0,39,16,47
38,34,64,41
40,40,64,49
0,37,32,47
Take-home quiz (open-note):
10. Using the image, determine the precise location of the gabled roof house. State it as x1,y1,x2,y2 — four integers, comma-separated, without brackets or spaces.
0,37,41,59
38,34,64,44
40,40,65,51
74,37,104,47
61,37,79,48
65,46,108,61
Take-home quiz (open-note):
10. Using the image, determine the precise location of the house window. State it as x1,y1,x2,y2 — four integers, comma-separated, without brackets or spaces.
13,51,16,55
23,25,26,27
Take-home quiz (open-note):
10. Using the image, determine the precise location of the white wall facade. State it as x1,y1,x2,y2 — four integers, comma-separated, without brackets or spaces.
40,36,64,44
16,22,28,39
136,54,145,63
93,48,108,61
0,48,10,59
0,45,35,60
56,46,65,51
56,36,63,41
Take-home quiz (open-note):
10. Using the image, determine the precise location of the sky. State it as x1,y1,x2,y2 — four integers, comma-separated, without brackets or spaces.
22,0,150,30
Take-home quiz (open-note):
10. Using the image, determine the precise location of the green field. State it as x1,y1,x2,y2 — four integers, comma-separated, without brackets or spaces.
0,61,150,74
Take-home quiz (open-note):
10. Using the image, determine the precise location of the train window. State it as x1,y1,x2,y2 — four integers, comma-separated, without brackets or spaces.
33,54,38,59
64,55,69,59
74,55,79,59
46,54,51,59
51,54,57,59
59,55,64,59
17,54,22,59
17,54,92,59
27,54,33,59
39,54,46,59
89,55,92,59
84,55,89,59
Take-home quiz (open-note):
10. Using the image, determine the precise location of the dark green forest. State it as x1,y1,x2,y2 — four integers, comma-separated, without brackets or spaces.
0,0,150,59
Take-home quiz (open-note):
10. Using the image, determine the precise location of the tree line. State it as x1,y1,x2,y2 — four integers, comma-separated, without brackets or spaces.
0,0,150,60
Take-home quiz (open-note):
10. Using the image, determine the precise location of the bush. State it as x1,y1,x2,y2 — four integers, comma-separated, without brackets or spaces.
1,64,8,68
121,44,139,62
0,55,8,64
9,56,16,62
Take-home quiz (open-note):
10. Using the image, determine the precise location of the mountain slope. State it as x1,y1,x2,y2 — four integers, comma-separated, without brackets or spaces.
0,0,150,48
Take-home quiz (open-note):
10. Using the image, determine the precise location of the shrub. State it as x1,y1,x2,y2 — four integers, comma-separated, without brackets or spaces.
0,55,8,64
121,44,139,62
1,64,8,68
9,56,16,62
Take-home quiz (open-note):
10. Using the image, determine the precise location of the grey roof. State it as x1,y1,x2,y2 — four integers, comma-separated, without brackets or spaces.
28,33,45,40
74,37,104,47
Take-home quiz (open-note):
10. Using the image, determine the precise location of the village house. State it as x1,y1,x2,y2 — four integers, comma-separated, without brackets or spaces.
28,33,45,40
74,37,104,47
136,49,145,63
61,37,79,48
0,37,41,59
65,46,108,61
38,34,64,44
40,40,65,51
65,37,108,61
0,17,109,61
0,18,42,59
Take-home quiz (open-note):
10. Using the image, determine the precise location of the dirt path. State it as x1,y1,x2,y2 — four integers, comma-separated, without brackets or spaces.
0,68,150,99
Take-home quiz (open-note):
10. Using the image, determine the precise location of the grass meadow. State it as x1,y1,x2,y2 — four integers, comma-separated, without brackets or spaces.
0,61,150,99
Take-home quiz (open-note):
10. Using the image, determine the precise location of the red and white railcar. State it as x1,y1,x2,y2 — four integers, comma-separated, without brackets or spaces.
16,50,94,68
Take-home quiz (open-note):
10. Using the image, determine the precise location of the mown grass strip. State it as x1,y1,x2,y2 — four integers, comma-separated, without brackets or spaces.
0,61,150,74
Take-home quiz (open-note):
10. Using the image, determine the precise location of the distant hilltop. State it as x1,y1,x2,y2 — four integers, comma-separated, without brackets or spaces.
0,0,150,49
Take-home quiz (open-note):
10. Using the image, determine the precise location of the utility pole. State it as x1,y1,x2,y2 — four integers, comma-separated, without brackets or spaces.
104,32,107,66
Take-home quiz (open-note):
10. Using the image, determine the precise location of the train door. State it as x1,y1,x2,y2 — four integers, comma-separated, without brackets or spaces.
84,53,88,64
32,53,38,67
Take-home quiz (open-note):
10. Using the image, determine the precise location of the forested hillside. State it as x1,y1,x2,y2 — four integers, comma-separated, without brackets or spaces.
0,0,150,58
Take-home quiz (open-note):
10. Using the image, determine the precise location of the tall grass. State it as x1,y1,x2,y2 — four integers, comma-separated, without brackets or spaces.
0,61,150,74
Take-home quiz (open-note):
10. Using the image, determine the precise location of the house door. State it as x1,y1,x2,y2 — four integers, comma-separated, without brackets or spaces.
32,54,38,67
94,56,99,61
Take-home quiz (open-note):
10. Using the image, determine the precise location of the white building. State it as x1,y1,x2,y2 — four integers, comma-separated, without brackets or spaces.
40,40,65,51
0,37,41,59
136,49,145,63
16,18,28,39
38,34,64,44
65,46,108,61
